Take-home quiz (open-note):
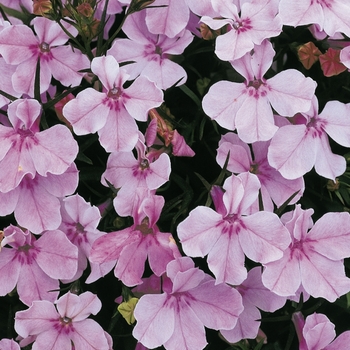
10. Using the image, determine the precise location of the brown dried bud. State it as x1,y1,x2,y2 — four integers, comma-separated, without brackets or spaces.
33,0,53,17
76,2,94,18
297,42,322,70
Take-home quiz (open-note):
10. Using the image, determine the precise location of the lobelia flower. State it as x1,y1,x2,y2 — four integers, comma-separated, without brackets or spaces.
292,312,350,350
58,194,115,284
0,163,79,234
221,267,286,343
262,205,350,302
200,0,282,61
0,98,78,193
15,291,111,350
101,133,171,217
0,225,78,306
216,131,304,212
0,17,89,97
107,10,194,90
132,257,244,350
90,193,180,286
267,97,350,180
177,173,291,285
63,55,163,152
279,0,350,37
202,39,316,143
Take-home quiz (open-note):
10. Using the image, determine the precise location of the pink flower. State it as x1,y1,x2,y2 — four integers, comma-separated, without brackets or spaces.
201,0,282,61
0,99,78,193
262,205,350,302
0,339,20,350
292,312,350,350
216,131,304,212
63,55,163,152
340,45,350,69
90,194,180,286
268,97,350,180
279,0,350,37
0,58,21,108
0,225,78,306
221,267,286,343
15,291,111,350
0,17,89,97
107,10,193,90
177,173,291,285
202,40,316,143
132,257,244,350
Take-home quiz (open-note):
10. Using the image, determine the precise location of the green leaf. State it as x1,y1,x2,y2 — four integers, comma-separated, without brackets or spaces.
179,84,201,107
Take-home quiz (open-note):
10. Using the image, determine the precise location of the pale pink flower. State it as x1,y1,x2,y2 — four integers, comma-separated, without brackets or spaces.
201,0,282,61
63,55,163,152
292,312,350,350
268,97,350,180
107,10,194,90
0,163,79,234
340,45,350,69
177,173,291,285
0,58,21,108
0,225,78,306
221,267,286,343
202,40,316,143
216,132,304,212
132,257,244,350
90,194,180,286
15,291,111,350
0,339,20,350
262,205,350,302
0,99,78,193
0,17,89,97
279,0,350,37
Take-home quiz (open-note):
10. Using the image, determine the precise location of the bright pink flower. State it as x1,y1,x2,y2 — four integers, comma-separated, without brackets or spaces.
0,225,78,306
177,173,291,285
292,312,350,350
63,55,163,152
59,194,115,283
0,99,78,193
279,0,350,37
107,11,194,90
216,132,304,212
0,17,89,97
262,205,350,302
202,40,316,143
90,194,180,286
221,267,286,343
201,0,282,61
101,135,171,217
0,163,78,234
132,257,244,350
268,97,350,180
15,291,111,350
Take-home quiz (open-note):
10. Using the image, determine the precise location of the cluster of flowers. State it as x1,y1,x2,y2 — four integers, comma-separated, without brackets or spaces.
0,0,350,349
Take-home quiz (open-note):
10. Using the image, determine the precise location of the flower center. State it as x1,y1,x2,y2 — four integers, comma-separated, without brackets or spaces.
139,158,149,170
107,86,122,100
60,316,72,325
40,42,50,53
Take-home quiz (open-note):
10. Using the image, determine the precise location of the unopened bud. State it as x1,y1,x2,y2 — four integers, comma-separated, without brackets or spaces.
33,0,53,16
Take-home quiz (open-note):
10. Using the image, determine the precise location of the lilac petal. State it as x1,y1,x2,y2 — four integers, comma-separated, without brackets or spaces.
236,172,261,214
35,230,78,280
162,30,194,54
31,125,78,176
133,294,175,348
208,228,247,285
314,132,346,180
166,256,195,280
17,262,59,306
0,249,20,296
0,339,20,350
240,212,291,264
85,261,115,284
177,206,223,257
322,1,350,37
320,101,350,147
326,331,350,350
63,89,108,135
91,55,120,90
267,70,316,116
303,313,335,350
70,319,110,350
0,59,21,107
8,98,41,130
307,212,350,260
340,46,350,68
300,250,350,302
34,329,71,350
268,124,317,179
14,300,58,337
0,25,37,65
98,107,139,152
124,76,163,122
0,186,19,216
171,268,205,293
217,142,251,173
32,17,70,46
189,279,243,330
146,153,171,189
222,175,245,214
164,300,207,350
